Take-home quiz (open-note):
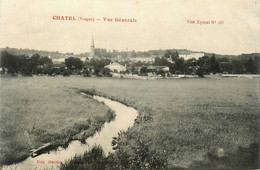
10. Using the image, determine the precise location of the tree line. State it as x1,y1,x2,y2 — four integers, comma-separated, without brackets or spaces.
0,51,53,76
1,50,259,77
0,51,113,77
153,50,260,77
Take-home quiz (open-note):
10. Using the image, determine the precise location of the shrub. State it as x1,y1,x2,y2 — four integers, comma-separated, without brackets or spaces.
60,145,107,170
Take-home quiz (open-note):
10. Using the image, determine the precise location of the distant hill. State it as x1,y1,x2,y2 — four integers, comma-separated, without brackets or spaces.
204,52,260,60
174,49,204,55
148,48,248,60
1,47,259,60
0,47,89,59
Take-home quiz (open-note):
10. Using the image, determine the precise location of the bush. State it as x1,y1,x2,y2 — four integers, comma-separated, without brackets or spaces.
196,68,204,77
60,145,107,170
106,109,116,123
63,70,71,77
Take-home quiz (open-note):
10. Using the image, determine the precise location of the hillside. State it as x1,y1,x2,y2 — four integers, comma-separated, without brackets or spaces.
1,47,259,60
0,47,88,59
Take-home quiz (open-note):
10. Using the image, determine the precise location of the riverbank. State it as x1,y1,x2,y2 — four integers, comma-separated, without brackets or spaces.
110,73,260,79
2,73,260,80
0,78,115,167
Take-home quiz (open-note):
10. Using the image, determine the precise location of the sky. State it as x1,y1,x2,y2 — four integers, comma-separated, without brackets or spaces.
0,0,259,55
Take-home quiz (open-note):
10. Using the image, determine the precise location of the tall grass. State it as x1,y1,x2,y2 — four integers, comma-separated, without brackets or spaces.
60,145,107,170
72,77,259,169
1,76,259,169
0,76,114,166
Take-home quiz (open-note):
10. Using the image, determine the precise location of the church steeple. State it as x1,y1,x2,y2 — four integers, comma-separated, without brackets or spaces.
90,36,95,58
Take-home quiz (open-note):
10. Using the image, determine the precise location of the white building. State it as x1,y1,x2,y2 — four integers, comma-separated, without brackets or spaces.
179,53,204,60
104,62,127,73
129,57,154,63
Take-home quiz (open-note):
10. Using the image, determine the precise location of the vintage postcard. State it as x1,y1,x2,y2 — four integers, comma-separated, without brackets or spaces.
0,0,259,169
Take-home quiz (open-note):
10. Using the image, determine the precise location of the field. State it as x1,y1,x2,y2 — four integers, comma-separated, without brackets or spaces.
1,76,259,169
0,76,115,166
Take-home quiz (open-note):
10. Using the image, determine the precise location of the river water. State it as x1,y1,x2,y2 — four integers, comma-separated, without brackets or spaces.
2,95,138,170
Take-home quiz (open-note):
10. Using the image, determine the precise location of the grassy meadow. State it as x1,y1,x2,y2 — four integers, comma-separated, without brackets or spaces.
0,76,115,166
1,75,259,169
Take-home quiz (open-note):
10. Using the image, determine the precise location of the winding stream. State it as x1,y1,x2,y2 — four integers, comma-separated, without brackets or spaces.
3,94,138,170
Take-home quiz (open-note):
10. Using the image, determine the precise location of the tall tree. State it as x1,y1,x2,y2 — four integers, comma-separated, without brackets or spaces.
209,54,220,73
164,50,179,62
65,57,83,70
245,57,258,74
86,58,111,75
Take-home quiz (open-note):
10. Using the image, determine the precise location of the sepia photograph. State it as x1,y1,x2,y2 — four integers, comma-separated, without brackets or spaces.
0,0,259,169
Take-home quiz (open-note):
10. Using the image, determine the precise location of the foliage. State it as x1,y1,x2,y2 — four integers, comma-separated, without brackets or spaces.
111,131,168,169
154,57,171,67
65,57,83,70
196,68,204,77
155,51,260,75
0,51,53,75
186,143,259,169
209,54,221,73
102,68,112,77
62,69,71,77
82,68,90,77
245,57,259,74
60,145,107,170
94,48,110,58
140,67,148,75
164,50,179,62
174,57,188,74
85,58,111,76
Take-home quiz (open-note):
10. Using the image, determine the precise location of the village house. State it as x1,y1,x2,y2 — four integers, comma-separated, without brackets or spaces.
156,66,169,72
104,62,127,73
179,53,204,60
129,57,154,63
